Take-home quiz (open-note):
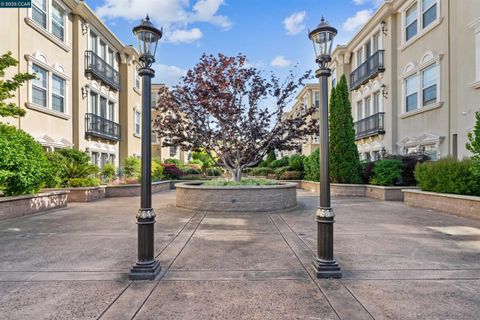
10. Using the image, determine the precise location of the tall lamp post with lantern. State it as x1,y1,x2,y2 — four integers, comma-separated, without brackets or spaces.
129,15,163,280
308,17,342,279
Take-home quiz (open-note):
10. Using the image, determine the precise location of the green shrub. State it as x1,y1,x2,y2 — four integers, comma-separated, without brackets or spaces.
44,151,68,188
123,156,141,179
0,124,49,196
384,154,430,186
250,167,274,176
304,149,320,182
101,163,116,182
274,166,290,179
280,170,303,180
370,160,403,186
181,166,202,175
164,158,182,166
191,150,216,170
269,157,289,169
63,161,98,179
288,155,305,172
466,111,480,176
188,159,203,167
206,167,222,176
67,177,101,188
152,160,164,181
415,158,480,196
57,148,90,165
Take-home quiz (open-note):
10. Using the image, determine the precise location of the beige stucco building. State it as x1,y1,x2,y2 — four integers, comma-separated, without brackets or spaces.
330,0,480,161
0,0,143,168
150,83,190,164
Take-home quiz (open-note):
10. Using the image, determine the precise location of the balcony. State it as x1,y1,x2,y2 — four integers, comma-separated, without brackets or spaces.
350,50,385,91
85,113,120,141
85,51,120,91
354,112,385,140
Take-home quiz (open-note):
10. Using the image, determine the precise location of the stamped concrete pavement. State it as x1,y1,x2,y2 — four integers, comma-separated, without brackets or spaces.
0,190,479,319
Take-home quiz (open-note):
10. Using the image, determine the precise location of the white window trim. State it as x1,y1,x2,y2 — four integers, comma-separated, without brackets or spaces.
135,65,142,91
401,55,443,117
25,54,70,119
134,107,141,137
88,28,119,71
87,88,118,122
26,0,70,51
399,0,442,51
469,17,480,89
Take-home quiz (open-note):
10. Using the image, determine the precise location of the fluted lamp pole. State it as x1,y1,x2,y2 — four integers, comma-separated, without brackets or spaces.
308,17,342,279
129,15,163,280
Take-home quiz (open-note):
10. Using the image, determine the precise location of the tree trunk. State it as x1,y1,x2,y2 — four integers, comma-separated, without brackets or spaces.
229,166,242,182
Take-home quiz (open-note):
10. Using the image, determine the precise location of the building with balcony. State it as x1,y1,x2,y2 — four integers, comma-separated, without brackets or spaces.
0,0,143,168
331,0,480,161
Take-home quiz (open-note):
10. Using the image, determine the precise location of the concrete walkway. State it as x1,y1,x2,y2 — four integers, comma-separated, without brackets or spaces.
1,190,479,319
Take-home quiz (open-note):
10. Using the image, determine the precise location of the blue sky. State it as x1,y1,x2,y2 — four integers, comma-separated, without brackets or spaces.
86,0,382,86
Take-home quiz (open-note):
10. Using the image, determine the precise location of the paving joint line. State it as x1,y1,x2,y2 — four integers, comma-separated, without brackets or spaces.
131,209,208,320
268,214,343,320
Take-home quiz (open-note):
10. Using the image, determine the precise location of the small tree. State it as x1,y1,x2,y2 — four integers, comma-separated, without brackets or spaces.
329,75,362,183
466,111,480,176
0,52,36,118
155,53,316,181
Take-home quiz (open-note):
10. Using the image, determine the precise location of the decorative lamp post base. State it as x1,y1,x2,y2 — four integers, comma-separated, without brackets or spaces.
129,260,161,280
313,258,342,279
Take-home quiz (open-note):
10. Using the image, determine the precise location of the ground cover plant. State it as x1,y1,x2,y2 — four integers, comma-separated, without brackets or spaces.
203,178,277,186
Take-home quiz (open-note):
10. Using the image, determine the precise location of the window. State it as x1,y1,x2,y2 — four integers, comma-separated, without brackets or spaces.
373,92,380,114
170,146,178,157
108,101,115,121
51,74,65,112
314,91,320,108
356,101,363,120
108,49,114,66
32,0,47,28
109,154,115,164
422,64,437,106
135,67,141,89
364,96,371,118
356,48,364,67
406,4,418,41
331,69,337,88
32,64,48,107
100,153,109,168
90,31,98,53
151,130,158,143
89,92,98,114
99,41,107,61
91,152,99,166
405,74,419,112
373,32,381,52
51,2,65,41
422,0,437,29
134,110,141,135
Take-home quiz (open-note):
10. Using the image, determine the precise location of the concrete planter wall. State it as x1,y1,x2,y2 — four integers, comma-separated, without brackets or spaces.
279,180,303,189
0,191,69,220
43,187,106,202
105,181,171,198
403,190,480,220
176,182,297,212
302,181,415,201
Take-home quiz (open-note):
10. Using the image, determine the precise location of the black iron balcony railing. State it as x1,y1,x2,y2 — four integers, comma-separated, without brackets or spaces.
85,51,120,91
354,112,385,140
85,113,120,141
350,50,385,91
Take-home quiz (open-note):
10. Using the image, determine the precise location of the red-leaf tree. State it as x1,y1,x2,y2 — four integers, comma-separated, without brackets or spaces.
154,53,317,181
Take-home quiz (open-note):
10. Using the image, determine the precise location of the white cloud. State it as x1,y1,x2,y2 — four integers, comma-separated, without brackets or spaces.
153,64,187,87
353,0,368,4
283,11,306,35
165,28,203,43
95,0,231,44
342,10,373,32
271,56,292,68
353,0,384,7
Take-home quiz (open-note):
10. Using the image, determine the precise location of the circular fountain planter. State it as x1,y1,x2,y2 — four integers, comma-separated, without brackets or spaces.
175,181,297,212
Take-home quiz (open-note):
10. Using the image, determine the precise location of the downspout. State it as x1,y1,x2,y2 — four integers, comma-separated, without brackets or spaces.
17,8,21,129
447,0,451,155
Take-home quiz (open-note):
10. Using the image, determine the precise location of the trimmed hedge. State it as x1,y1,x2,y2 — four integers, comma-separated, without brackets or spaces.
250,167,274,176
370,160,403,186
288,155,305,172
269,157,289,169
304,149,320,182
415,158,480,196
67,177,101,188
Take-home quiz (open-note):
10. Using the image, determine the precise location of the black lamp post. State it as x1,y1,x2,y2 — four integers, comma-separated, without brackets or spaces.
129,15,163,280
308,17,342,279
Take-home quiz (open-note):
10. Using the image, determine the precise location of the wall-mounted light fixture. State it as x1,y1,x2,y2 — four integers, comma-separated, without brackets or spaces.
81,85,89,99
381,21,388,36
381,84,388,99
81,21,89,35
